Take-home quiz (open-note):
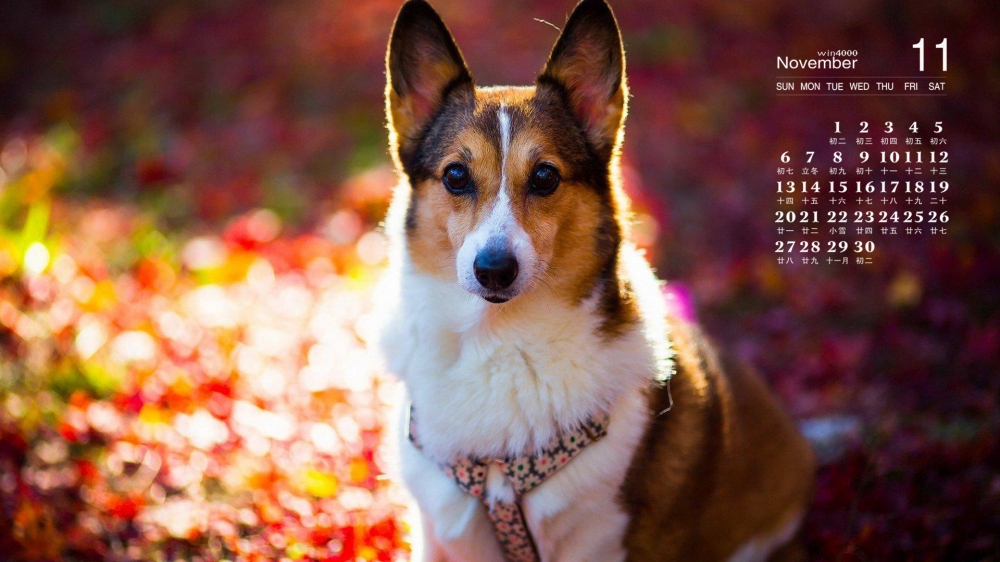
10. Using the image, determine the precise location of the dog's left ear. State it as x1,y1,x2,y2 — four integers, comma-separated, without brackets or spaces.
538,0,627,161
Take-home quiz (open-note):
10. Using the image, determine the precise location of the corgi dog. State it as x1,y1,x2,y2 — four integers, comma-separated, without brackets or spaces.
376,0,815,560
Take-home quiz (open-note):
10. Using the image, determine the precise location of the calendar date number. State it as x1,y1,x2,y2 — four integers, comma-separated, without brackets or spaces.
777,180,949,194
775,240,875,253
775,210,949,223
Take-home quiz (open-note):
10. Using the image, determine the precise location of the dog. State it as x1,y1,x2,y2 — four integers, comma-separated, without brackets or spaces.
375,0,816,560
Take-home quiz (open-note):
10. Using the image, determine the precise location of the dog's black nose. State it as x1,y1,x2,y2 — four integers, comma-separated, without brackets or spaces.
474,247,518,292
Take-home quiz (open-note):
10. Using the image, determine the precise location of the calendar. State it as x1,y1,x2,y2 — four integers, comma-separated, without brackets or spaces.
772,41,951,266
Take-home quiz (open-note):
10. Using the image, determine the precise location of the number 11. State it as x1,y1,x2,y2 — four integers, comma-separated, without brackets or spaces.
913,38,948,72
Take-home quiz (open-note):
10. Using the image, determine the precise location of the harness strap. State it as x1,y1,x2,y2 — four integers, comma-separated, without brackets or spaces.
408,406,609,562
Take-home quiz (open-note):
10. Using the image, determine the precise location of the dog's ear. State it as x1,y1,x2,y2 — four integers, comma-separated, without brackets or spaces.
386,0,472,166
538,0,627,161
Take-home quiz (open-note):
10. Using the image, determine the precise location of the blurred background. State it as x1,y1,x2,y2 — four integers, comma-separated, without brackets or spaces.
0,0,997,560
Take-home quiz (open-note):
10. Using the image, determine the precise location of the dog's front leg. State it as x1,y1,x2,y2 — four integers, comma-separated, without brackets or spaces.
411,504,507,562
401,437,506,562
411,509,448,562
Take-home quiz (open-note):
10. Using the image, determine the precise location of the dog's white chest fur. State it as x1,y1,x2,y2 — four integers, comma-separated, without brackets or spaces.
378,247,672,562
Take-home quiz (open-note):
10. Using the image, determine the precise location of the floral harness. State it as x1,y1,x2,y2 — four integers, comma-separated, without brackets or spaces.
407,406,611,562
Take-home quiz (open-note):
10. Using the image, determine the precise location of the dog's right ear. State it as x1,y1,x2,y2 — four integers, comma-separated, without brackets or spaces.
386,0,472,167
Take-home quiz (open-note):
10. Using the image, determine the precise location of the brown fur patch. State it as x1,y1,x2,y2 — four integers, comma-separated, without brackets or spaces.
618,318,816,561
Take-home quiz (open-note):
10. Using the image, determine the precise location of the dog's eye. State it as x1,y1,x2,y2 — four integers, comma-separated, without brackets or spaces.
529,164,560,196
443,163,472,194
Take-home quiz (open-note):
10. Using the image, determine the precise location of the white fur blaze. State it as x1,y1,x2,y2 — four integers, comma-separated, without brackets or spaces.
455,105,537,300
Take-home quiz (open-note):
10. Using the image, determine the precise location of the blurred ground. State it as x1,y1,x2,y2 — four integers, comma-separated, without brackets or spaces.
1,0,998,560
